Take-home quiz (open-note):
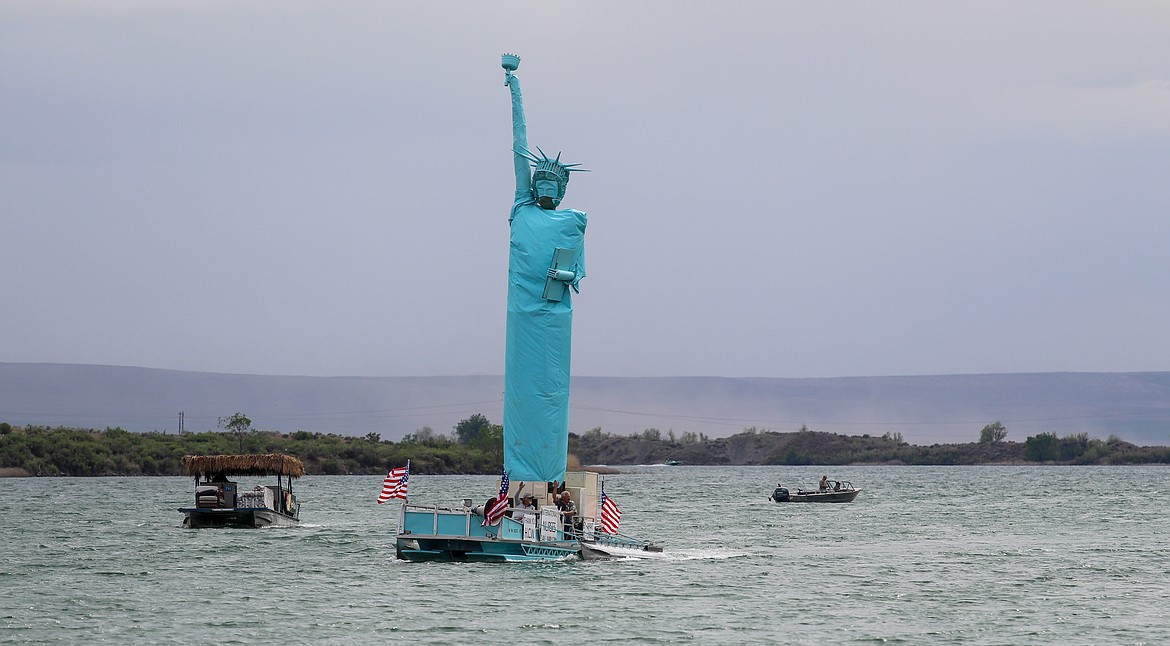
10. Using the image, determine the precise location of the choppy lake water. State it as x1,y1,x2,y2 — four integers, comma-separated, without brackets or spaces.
2,465,1168,644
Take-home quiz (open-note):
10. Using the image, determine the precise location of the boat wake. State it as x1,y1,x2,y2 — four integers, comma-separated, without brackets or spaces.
657,548,747,561
581,546,745,562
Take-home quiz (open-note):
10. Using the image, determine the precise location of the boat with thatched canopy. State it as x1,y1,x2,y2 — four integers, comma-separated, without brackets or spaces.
178,454,305,528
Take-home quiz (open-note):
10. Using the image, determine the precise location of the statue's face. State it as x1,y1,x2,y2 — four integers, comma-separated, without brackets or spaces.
534,179,561,210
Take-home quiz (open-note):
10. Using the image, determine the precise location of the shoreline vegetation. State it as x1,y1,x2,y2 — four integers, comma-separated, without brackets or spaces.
1,418,1168,477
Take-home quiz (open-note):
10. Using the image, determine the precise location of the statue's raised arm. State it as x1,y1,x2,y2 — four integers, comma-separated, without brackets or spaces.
502,54,531,203
504,54,587,211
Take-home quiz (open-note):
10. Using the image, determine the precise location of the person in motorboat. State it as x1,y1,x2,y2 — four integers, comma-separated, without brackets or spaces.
819,475,830,492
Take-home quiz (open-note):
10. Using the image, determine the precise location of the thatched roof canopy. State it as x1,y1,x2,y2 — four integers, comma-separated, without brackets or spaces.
181,453,305,479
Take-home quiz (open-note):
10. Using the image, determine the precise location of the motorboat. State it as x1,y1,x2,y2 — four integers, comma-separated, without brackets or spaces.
771,480,861,503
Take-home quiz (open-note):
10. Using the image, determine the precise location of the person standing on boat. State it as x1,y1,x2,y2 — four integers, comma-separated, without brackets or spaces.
501,54,588,485
819,475,830,492
556,490,577,535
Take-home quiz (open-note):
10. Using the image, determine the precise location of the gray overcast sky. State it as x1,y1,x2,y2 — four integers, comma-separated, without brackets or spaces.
3,1,1168,379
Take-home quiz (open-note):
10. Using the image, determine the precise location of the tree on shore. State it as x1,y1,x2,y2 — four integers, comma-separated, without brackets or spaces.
979,421,1008,443
455,413,491,445
218,412,253,452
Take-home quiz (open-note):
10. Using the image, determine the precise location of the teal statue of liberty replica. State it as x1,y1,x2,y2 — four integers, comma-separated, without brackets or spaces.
501,53,588,484
390,57,661,561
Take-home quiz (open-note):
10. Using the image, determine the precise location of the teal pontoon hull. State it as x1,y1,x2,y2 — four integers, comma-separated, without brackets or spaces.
396,536,578,562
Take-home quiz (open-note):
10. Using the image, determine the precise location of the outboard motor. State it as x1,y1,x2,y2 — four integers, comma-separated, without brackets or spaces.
772,487,790,502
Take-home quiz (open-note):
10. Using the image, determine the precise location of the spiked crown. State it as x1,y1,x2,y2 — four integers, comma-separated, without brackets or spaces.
515,145,588,202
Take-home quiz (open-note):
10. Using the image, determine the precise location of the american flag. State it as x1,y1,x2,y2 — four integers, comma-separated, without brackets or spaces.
377,461,409,504
482,470,510,526
601,483,622,534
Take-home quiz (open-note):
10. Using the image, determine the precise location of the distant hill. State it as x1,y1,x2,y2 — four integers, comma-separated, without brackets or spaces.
2,363,1168,445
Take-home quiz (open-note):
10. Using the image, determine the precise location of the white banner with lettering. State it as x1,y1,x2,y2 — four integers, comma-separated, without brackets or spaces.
539,506,559,542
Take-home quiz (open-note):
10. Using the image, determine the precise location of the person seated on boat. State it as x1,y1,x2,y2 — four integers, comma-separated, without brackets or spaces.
513,494,537,521
819,475,830,492
556,491,576,535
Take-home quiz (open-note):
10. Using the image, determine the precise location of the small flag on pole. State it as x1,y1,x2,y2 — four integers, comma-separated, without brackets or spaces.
377,461,409,503
601,483,622,534
482,469,510,526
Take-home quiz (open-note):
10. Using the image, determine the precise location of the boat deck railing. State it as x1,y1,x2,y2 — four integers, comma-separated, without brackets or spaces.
401,503,536,541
